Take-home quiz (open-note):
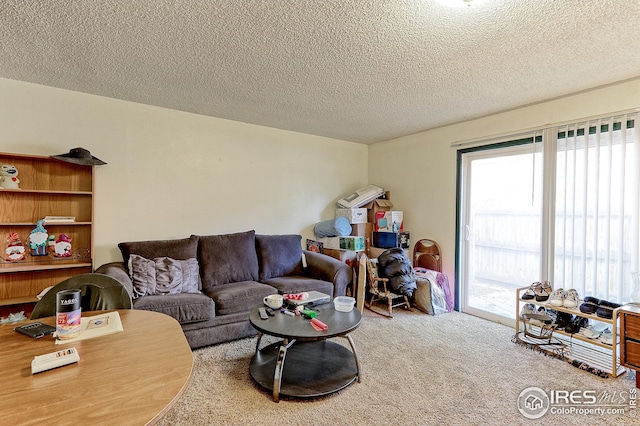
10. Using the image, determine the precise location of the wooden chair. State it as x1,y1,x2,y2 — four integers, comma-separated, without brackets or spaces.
362,253,410,318
413,239,442,272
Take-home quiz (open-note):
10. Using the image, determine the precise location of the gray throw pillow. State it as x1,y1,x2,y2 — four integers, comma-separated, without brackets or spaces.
128,254,201,298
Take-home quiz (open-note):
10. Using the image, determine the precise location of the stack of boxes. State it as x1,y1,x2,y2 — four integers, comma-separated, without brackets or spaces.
362,192,409,257
326,191,410,259
319,208,367,265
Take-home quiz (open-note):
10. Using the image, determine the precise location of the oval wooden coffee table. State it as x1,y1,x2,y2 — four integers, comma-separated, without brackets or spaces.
0,310,193,425
249,303,362,402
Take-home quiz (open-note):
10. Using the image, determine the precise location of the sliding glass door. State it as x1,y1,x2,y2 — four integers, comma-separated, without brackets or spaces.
457,112,639,325
458,140,543,324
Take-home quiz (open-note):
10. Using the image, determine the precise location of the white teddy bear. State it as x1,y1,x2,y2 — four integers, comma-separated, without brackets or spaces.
0,164,20,189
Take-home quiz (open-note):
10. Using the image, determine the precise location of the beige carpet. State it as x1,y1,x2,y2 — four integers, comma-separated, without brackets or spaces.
158,309,637,426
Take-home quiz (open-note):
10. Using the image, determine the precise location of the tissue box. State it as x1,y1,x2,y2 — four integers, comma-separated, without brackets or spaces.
339,236,365,251
335,208,368,224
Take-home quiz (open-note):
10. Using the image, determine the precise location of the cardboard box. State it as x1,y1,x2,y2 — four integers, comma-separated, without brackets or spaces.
318,237,341,250
318,236,365,251
322,248,358,268
351,222,373,236
335,208,368,224
351,222,373,252
374,210,404,232
339,236,365,251
365,198,393,223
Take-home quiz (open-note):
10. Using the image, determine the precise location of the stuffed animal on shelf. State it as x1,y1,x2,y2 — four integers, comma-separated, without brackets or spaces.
29,220,49,256
0,164,20,189
4,232,26,261
53,234,72,258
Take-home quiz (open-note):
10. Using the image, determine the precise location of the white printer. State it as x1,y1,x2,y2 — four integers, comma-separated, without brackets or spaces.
336,184,384,209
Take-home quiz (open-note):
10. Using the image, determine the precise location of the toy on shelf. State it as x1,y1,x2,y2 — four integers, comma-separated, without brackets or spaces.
4,232,26,261
0,164,20,189
47,235,55,255
54,234,72,258
29,220,49,256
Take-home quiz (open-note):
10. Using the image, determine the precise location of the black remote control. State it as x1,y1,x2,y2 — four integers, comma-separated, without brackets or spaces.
265,308,275,316
259,307,269,320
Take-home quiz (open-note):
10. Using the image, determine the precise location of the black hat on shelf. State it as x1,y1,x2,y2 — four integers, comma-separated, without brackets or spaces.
51,147,107,166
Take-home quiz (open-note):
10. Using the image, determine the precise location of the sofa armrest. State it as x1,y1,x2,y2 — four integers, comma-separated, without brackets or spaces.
303,250,352,297
95,262,134,299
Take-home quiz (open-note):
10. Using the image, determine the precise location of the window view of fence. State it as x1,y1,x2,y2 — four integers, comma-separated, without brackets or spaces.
464,115,638,321
465,148,542,320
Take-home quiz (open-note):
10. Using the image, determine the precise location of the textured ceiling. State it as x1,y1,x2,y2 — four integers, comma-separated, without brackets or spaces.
2,0,640,144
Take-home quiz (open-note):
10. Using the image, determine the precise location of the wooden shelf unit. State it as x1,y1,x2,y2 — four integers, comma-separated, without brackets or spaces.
515,286,625,377
618,304,640,387
0,152,94,312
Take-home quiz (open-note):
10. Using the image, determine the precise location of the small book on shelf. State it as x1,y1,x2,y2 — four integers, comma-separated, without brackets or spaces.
43,216,76,223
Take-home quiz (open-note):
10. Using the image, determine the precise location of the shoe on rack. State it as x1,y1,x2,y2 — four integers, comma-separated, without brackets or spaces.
520,303,536,320
550,310,574,330
581,323,608,339
598,328,613,345
523,313,554,327
579,296,600,314
563,289,579,308
530,306,553,326
549,288,565,307
521,282,541,300
596,300,622,319
565,316,589,334
535,281,553,302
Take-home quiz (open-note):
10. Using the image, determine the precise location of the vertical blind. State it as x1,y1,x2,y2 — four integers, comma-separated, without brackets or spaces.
552,113,639,301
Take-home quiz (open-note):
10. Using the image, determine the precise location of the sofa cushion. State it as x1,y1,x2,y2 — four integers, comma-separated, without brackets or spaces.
132,293,215,325
118,235,199,269
128,254,201,298
203,281,276,316
261,276,334,297
256,234,303,281
196,230,259,290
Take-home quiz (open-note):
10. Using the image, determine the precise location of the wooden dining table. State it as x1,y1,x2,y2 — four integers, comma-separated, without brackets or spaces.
0,309,193,425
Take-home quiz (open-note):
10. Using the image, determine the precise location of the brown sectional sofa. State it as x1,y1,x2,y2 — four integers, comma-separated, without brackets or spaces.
96,230,351,349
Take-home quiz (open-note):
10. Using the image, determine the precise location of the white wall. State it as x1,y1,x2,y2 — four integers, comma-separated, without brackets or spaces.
4,76,638,293
369,78,640,292
0,78,368,267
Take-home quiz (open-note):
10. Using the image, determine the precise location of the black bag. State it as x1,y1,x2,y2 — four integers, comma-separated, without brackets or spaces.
377,248,417,297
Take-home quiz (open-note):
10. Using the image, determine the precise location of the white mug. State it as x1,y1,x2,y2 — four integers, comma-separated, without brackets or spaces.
263,294,284,309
